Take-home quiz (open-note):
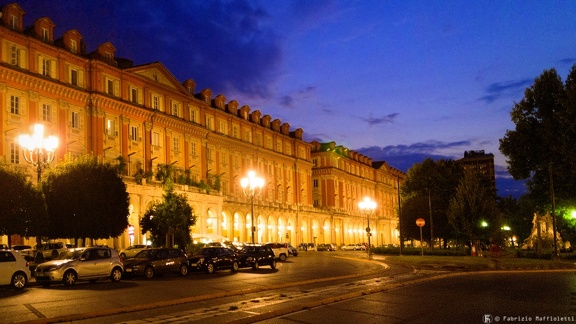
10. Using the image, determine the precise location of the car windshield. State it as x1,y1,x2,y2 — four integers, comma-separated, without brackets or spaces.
134,250,155,259
55,249,84,260
197,248,217,256
128,245,146,250
240,246,259,253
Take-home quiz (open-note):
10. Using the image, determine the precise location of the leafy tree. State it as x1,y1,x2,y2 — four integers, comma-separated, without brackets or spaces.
0,163,47,246
42,155,130,243
499,67,576,253
400,158,463,248
497,196,534,246
140,184,196,249
448,173,500,246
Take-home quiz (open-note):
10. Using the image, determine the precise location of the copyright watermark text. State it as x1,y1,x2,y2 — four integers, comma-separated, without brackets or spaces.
483,315,575,323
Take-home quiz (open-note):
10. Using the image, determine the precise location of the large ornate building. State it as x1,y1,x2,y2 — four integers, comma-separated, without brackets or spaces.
0,3,405,249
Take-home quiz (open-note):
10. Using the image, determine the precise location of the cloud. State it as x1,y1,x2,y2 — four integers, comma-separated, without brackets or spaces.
359,113,399,126
277,86,317,109
478,78,532,104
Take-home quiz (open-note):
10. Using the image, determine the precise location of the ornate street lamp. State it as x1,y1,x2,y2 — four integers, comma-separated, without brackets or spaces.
240,171,264,244
18,124,58,185
358,196,376,259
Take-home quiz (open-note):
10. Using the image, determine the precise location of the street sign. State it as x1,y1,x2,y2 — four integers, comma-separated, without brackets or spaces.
416,218,425,227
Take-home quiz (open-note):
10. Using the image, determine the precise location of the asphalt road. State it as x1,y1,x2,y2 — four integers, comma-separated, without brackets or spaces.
2,252,575,323
257,271,576,324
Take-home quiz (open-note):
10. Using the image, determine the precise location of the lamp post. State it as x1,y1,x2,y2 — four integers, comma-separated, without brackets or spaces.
358,196,376,259
241,171,264,244
18,124,58,248
18,124,58,185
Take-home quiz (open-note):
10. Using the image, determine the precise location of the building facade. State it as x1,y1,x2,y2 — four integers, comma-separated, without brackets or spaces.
457,150,496,194
0,3,405,249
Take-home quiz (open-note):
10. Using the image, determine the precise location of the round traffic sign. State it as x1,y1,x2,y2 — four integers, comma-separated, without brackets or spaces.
416,218,425,227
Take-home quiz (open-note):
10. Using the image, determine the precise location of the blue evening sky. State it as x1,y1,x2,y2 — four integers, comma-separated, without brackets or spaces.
14,0,576,198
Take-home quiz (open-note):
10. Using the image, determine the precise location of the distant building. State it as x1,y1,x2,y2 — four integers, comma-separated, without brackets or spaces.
457,150,496,194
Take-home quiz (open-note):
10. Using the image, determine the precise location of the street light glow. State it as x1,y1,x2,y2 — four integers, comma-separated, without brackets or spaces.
241,170,264,244
358,196,377,259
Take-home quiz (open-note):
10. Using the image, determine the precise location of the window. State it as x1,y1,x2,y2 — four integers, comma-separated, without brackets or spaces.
107,79,114,95
10,15,18,30
206,147,213,162
10,96,19,114
190,108,197,123
244,130,252,143
152,132,160,147
70,69,78,86
232,125,239,139
130,126,138,142
172,103,179,116
106,119,116,136
105,52,112,63
71,111,80,129
42,104,52,122
10,46,19,66
152,95,160,110
313,158,318,167
173,137,180,152
131,88,139,104
42,28,49,41
313,179,319,188
10,143,19,164
70,39,77,53
219,120,228,135
190,142,197,156
40,56,55,77
205,115,214,130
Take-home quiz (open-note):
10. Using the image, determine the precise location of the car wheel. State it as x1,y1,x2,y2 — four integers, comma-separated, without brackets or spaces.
144,266,154,279
111,267,122,283
11,272,27,290
63,270,77,286
231,261,239,272
279,254,287,261
270,259,277,269
206,263,215,274
179,264,188,276
252,261,260,270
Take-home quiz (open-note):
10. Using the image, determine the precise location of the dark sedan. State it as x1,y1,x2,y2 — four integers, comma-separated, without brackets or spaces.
123,248,189,279
188,247,239,274
237,244,277,270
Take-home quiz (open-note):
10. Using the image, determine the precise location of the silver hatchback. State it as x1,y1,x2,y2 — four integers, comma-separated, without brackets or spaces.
35,247,123,286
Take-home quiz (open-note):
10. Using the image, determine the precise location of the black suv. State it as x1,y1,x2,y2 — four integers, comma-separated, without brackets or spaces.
188,247,239,274
123,248,189,279
237,244,277,270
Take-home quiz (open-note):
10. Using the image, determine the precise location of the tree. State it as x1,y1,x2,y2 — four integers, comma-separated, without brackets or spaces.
140,184,196,249
400,158,463,248
499,67,576,254
42,155,130,243
447,173,499,246
0,163,47,246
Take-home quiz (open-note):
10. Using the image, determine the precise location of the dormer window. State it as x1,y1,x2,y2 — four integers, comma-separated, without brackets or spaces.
105,52,112,63
42,28,49,41
10,15,18,30
70,40,77,53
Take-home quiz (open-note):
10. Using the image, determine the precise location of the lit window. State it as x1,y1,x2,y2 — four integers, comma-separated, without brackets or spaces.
190,142,197,156
106,119,116,136
152,132,160,146
42,28,49,41
153,96,159,110
42,58,51,76
172,103,179,116
70,40,77,53
10,15,18,30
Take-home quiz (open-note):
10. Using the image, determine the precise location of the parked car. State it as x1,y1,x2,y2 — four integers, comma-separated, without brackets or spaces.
0,249,31,290
34,247,123,287
342,244,360,251
12,245,34,259
0,244,9,250
123,248,189,279
188,247,239,274
317,244,336,251
286,243,299,257
118,244,151,259
265,243,289,261
237,244,277,270
36,242,69,260
298,243,317,251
